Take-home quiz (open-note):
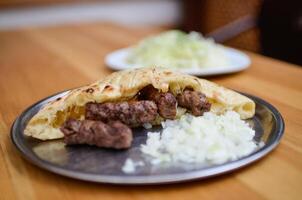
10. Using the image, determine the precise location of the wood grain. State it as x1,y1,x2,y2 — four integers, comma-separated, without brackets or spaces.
0,22,301,200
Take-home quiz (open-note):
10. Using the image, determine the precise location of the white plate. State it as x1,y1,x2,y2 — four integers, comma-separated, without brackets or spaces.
105,47,251,76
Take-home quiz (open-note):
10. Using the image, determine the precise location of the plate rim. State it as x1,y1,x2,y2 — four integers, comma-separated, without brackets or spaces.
104,47,251,76
11,91,285,185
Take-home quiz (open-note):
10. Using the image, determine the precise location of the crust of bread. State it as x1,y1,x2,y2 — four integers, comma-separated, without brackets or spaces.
24,67,255,140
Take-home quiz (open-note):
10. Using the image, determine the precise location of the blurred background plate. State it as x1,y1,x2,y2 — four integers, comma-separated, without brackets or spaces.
11,91,284,184
105,47,251,76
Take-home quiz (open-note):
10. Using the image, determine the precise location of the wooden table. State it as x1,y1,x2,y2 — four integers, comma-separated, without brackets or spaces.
0,23,301,200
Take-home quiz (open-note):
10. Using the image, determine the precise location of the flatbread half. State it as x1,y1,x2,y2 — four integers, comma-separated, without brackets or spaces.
24,67,255,140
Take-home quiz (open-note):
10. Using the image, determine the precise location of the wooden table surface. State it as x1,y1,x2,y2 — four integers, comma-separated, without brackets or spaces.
0,23,301,200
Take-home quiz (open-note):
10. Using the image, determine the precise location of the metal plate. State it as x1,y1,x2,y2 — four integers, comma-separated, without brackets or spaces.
11,91,284,184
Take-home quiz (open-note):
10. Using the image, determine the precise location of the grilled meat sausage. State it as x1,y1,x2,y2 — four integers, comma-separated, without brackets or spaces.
61,119,132,149
85,100,158,126
60,88,212,148
177,89,211,116
139,85,177,119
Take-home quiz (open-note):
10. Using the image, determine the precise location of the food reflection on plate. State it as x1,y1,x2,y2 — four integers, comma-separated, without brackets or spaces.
33,140,67,165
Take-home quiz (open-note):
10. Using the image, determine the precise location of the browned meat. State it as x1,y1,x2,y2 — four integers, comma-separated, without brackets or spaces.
139,85,177,119
85,100,158,126
177,89,211,116
60,119,133,149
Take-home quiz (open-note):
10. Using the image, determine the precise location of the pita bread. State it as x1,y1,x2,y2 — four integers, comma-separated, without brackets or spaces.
24,67,255,140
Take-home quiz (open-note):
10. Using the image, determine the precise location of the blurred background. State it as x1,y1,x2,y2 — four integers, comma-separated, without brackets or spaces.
0,0,301,65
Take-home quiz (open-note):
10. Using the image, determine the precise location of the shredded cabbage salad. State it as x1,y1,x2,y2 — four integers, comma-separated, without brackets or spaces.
127,30,230,69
